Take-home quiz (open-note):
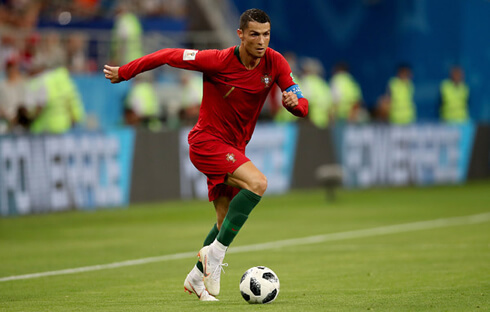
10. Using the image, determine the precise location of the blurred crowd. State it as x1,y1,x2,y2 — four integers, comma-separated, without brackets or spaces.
0,0,188,134
267,53,469,130
120,52,471,133
0,0,470,135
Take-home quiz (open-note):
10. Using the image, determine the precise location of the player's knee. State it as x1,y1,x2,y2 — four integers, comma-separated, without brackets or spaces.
250,174,267,196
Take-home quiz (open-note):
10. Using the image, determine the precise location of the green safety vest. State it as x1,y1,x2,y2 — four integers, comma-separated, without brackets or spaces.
112,13,143,63
389,77,415,124
127,82,161,131
440,79,469,123
301,74,331,128
31,67,84,134
331,72,362,120
127,82,159,116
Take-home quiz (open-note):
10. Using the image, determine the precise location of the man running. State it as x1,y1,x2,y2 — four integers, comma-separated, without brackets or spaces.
104,8,308,301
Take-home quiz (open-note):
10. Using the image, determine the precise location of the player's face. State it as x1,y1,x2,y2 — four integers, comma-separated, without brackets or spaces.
238,21,271,58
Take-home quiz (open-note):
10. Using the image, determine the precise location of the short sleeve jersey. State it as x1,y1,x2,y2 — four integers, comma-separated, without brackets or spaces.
118,46,305,148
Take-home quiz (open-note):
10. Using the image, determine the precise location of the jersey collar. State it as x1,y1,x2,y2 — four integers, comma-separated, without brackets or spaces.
234,45,243,65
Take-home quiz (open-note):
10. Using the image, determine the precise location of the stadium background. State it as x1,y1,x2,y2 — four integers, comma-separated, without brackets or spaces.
0,0,489,215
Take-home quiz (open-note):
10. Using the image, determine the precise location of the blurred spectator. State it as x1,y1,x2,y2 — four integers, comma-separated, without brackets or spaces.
111,2,143,64
24,61,47,131
440,66,469,123
374,94,390,123
283,51,299,76
30,66,85,134
35,31,66,70
65,32,95,73
139,0,188,17
299,57,332,128
0,0,42,29
178,71,202,126
73,0,100,18
0,34,19,77
330,61,365,124
0,56,26,132
19,32,41,73
382,63,415,125
124,73,161,131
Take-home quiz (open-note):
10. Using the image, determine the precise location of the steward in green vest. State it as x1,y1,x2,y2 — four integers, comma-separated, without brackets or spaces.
299,58,331,128
330,62,362,122
440,66,469,123
111,4,143,64
30,67,85,134
388,64,415,124
125,75,161,131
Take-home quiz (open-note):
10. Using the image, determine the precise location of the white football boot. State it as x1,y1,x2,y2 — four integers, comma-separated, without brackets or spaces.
184,268,218,301
198,245,227,296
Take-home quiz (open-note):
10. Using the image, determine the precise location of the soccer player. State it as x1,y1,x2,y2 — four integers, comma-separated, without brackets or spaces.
104,8,308,301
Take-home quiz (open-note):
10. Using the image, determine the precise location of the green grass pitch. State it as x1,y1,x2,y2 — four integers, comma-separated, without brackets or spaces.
1,181,489,311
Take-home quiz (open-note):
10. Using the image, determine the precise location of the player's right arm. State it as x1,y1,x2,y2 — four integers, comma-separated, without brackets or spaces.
104,48,223,83
103,65,122,83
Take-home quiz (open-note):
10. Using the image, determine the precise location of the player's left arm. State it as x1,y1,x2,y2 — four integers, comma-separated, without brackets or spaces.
282,85,307,116
275,53,308,117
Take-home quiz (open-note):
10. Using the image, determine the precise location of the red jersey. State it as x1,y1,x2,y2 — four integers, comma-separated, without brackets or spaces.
118,46,308,148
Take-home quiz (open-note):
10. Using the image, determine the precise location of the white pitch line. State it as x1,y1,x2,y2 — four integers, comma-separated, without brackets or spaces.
1,212,489,283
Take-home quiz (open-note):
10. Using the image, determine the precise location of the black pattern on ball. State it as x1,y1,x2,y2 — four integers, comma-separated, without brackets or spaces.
262,272,278,283
262,289,278,304
241,291,250,301
240,270,249,284
250,277,261,296
257,266,265,269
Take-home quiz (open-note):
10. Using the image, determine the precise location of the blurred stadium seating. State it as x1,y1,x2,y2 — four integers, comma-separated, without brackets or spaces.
0,0,489,215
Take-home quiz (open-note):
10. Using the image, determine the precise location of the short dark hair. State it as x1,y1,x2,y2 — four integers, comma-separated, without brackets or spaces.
239,8,271,30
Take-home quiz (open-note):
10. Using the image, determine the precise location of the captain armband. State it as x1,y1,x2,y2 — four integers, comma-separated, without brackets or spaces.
285,84,304,99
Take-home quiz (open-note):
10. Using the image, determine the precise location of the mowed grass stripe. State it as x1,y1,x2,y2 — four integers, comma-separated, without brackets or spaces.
2,211,489,283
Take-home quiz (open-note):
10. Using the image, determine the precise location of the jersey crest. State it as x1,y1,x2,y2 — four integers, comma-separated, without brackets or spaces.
261,74,272,88
226,153,236,163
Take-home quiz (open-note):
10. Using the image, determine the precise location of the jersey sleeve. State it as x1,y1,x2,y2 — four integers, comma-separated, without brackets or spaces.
118,48,223,81
274,52,309,117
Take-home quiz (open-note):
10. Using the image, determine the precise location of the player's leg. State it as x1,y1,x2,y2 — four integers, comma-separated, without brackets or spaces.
213,195,231,229
225,161,268,195
184,222,220,301
216,161,266,246
184,196,230,300
200,161,266,295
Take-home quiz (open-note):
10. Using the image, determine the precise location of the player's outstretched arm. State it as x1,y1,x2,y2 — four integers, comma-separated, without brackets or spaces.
103,65,123,84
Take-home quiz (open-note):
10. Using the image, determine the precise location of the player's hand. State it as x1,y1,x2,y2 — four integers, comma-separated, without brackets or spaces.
103,65,123,83
282,91,298,109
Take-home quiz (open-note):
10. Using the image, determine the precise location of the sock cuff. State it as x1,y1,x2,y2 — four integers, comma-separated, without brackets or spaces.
212,239,228,252
241,189,262,203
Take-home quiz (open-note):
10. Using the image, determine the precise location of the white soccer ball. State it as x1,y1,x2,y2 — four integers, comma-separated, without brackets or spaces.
239,266,280,304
